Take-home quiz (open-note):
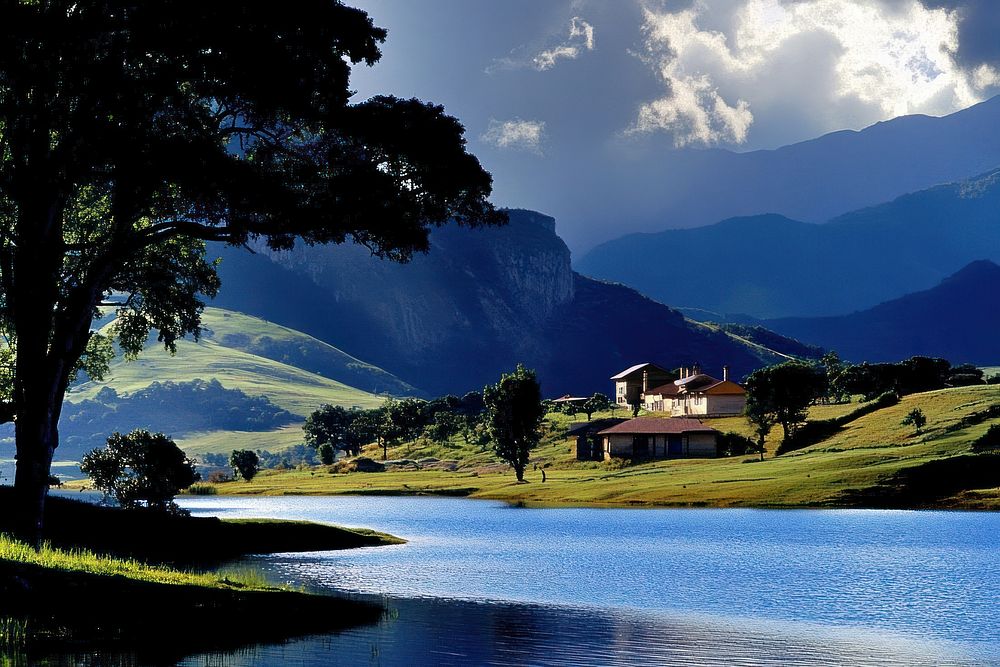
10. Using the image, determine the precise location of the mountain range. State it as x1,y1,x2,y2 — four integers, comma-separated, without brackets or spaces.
762,261,1000,365
577,168,1000,319
210,210,791,396
563,95,1000,251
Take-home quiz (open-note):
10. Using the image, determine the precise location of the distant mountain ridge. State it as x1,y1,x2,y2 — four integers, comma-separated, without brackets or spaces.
577,168,1000,318
210,210,787,396
763,261,1000,364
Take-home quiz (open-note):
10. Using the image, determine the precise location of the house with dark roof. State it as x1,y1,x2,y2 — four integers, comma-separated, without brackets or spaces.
643,365,746,417
565,418,627,460
610,362,673,408
597,417,720,459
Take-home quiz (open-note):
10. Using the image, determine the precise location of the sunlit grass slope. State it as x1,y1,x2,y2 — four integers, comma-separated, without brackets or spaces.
213,385,1000,509
61,308,393,457
72,319,384,416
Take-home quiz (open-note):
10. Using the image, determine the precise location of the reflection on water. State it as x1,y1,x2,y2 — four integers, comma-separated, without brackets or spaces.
8,495,998,666
173,597,984,667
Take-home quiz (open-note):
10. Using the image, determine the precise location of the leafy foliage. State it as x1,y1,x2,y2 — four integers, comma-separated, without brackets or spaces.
581,393,611,421
744,361,827,444
229,450,260,482
0,0,502,539
901,408,927,433
80,431,198,513
483,365,545,482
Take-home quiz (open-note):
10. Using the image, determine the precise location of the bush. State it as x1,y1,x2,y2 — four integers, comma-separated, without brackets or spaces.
80,430,199,514
717,432,758,457
602,457,631,470
318,443,336,465
187,483,218,495
972,425,1000,452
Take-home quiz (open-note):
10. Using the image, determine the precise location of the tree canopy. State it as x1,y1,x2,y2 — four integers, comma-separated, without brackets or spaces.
483,365,545,482
0,1,503,542
80,430,198,513
743,361,826,443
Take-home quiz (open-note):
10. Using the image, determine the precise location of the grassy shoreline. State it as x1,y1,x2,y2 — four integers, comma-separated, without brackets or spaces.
0,489,403,659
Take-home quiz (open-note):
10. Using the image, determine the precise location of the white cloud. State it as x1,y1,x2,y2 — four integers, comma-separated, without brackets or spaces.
482,119,547,154
533,17,596,71
632,0,999,147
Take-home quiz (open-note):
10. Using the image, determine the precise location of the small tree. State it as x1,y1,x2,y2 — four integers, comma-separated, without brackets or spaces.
744,400,775,461
318,443,336,466
230,449,260,482
483,365,545,482
80,430,198,513
581,393,612,421
901,408,927,434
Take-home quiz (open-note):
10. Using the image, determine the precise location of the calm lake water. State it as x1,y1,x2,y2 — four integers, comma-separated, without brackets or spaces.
165,496,1000,666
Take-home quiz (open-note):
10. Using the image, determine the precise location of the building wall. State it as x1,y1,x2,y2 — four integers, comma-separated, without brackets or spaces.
705,395,746,416
616,380,641,406
686,432,718,457
603,432,718,459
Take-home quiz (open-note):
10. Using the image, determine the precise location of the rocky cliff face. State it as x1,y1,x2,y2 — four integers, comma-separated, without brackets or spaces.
213,209,767,395
248,209,573,363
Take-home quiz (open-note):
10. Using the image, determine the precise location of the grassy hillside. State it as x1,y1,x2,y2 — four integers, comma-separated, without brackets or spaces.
209,385,1000,509
41,307,392,461
73,309,388,416
197,308,422,396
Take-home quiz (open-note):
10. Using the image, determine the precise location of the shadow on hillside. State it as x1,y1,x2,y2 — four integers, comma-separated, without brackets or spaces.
838,454,1000,507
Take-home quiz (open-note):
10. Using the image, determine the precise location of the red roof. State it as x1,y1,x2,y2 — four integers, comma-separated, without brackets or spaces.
598,417,718,436
645,383,681,396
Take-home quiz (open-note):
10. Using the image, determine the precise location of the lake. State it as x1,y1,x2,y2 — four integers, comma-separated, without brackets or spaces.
166,496,1000,666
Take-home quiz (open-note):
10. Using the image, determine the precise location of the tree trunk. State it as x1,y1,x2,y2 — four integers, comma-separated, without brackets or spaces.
12,395,60,546
514,463,524,482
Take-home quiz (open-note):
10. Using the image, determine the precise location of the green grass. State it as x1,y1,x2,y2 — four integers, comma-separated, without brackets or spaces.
177,424,308,456
69,333,384,417
0,534,272,590
60,307,395,458
211,385,1000,509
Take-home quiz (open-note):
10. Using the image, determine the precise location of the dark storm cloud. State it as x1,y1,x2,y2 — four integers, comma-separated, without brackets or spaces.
919,1,1000,68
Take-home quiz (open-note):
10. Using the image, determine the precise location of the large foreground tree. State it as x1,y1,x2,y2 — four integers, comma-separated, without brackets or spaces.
0,1,503,542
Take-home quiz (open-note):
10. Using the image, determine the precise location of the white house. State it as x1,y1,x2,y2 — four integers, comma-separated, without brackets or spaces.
643,366,746,417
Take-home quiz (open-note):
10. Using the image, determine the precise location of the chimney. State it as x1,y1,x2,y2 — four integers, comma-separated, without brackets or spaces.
723,365,730,382
693,363,701,376
642,369,649,392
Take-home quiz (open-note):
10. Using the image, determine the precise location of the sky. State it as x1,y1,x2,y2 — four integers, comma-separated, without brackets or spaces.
348,0,1000,252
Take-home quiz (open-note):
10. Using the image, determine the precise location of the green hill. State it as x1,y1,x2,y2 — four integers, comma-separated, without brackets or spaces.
43,307,398,461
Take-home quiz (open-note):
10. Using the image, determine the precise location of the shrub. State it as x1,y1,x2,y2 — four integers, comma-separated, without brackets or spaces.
717,432,758,457
602,457,631,470
206,470,232,484
187,483,218,496
972,425,1000,452
80,430,199,514
319,443,336,465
